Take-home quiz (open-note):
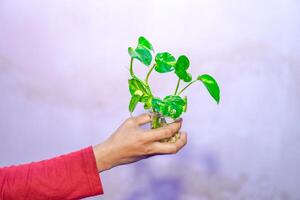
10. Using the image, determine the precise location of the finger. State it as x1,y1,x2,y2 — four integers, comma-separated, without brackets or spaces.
133,113,152,126
152,132,187,154
144,119,182,141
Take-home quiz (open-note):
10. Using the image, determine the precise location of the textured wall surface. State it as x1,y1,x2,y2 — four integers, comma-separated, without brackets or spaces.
1,0,300,199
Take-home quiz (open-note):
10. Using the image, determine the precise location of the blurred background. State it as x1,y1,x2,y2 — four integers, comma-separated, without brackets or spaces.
0,0,300,199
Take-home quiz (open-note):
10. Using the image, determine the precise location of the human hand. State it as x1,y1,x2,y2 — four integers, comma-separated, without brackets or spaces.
92,113,187,172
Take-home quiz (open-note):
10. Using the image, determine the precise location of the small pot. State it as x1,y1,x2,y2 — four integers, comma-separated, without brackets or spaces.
148,110,180,143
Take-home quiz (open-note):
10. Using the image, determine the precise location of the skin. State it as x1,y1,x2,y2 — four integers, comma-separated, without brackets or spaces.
93,113,187,172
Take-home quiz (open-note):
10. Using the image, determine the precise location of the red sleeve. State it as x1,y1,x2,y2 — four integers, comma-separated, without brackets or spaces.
0,146,104,200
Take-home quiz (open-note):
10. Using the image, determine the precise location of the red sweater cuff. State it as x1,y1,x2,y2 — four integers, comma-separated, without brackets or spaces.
82,146,104,196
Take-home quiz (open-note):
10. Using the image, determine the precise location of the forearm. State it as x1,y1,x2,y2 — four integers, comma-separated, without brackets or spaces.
0,147,103,200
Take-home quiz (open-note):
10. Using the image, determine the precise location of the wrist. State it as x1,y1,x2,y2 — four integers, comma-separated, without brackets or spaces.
92,142,113,172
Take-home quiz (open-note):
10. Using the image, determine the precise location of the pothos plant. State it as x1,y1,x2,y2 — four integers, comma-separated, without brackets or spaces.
128,36,220,142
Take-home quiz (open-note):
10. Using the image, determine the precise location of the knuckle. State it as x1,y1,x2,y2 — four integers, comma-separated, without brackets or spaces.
138,135,147,144
174,122,181,130
164,128,173,137
125,118,136,126
169,123,179,133
178,122,182,129
143,145,153,155
142,113,151,120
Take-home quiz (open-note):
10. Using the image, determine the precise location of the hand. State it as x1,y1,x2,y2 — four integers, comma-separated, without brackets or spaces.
93,113,187,172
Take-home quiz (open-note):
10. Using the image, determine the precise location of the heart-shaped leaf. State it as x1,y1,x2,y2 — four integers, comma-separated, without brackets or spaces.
197,74,220,104
129,78,144,96
163,95,186,107
129,77,152,96
183,72,192,82
175,55,190,71
163,95,186,119
175,55,192,82
129,95,140,113
175,70,192,82
128,46,152,66
151,95,187,119
154,52,176,73
152,97,166,113
138,36,153,52
128,77,153,112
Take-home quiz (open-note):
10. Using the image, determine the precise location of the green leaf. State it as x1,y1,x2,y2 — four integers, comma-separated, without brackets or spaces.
163,95,186,107
183,72,192,82
151,97,166,113
129,95,140,113
128,47,137,57
183,96,187,112
197,74,220,104
128,46,152,66
163,95,186,118
128,77,153,113
175,55,190,71
144,96,152,109
174,55,192,82
175,70,192,82
128,77,152,97
151,95,187,119
154,52,176,73
166,103,183,119
138,36,153,52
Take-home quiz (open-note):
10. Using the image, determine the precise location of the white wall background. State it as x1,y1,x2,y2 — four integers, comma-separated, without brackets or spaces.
0,0,300,199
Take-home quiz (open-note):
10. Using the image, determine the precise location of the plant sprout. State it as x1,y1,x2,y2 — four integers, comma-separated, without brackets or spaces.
127,36,220,140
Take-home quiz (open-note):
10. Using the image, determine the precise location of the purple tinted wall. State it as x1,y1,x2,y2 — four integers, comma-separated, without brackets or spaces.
0,1,300,199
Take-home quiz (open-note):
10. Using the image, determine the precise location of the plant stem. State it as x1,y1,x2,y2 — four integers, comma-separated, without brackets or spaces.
151,109,163,129
177,80,198,95
174,78,181,95
145,64,156,84
130,58,134,77
151,114,160,129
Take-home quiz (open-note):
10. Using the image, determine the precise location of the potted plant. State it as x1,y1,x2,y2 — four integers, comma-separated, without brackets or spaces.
127,36,220,142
